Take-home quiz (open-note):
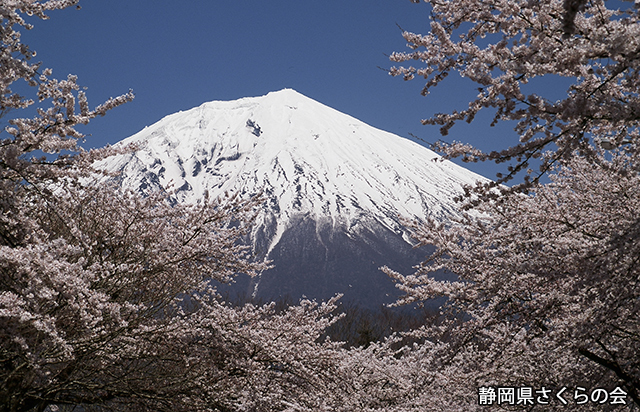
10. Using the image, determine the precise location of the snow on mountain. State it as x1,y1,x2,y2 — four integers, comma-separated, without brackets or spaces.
97,89,487,306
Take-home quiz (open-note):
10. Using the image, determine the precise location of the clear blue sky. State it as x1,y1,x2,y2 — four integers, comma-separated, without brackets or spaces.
21,0,520,180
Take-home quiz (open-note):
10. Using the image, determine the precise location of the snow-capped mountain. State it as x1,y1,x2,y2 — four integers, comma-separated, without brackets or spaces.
98,89,486,307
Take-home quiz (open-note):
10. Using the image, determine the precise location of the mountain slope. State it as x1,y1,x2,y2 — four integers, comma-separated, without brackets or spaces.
97,89,486,307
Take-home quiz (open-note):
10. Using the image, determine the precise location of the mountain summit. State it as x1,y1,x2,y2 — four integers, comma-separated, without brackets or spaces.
99,89,486,307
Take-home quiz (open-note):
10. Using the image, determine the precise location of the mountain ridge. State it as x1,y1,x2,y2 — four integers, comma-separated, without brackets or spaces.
97,89,486,307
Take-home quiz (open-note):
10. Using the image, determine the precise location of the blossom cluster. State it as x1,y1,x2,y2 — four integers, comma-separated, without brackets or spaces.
391,0,640,196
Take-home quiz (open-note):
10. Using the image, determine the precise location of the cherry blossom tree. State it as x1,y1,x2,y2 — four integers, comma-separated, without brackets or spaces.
383,0,640,409
385,151,640,410
390,0,640,197
0,3,356,411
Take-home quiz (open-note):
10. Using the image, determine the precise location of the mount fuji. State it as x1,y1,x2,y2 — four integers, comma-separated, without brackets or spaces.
97,89,486,308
